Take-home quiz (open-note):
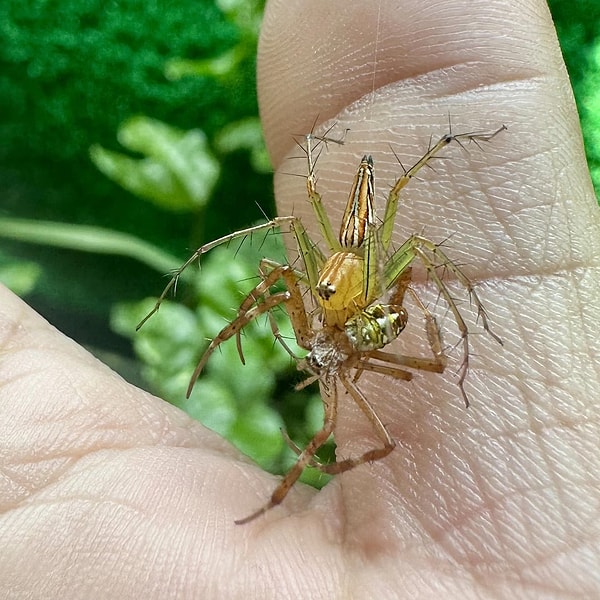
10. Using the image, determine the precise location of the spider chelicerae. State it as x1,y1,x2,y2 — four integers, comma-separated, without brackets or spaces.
138,122,505,524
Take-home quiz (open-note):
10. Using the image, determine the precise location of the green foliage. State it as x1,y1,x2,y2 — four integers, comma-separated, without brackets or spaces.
0,0,239,165
112,239,331,480
90,117,221,212
579,41,600,192
0,216,187,275
214,118,272,173
0,252,41,296
0,0,268,333
548,0,600,197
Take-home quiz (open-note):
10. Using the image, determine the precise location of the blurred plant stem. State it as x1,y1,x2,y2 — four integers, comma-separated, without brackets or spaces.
0,217,189,279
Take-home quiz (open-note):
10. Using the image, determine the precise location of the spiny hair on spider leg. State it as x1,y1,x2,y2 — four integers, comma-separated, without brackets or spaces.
429,286,470,312
286,253,304,271
228,235,248,258
304,121,347,147
236,274,264,286
462,330,490,348
448,135,470,153
220,222,281,259
421,303,454,333
256,226,285,252
425,252,477,275
473,301,493,322
168,272,181,296
292,117,333,147
292,128,346,171
430,263,473,286
456,135,490,153
299,286,314,303
388,146,407,175
477,316,503,346
237,231,261,256
254,201,271,222
433,257,472,271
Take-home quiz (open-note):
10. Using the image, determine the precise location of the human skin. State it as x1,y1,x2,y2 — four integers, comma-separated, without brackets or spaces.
1,0,599,598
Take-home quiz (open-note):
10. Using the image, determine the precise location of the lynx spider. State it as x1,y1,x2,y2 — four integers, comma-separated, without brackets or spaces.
138,123,505,524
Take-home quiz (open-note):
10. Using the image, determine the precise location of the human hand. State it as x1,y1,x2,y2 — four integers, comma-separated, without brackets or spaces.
2,1,599,598
261,0,600,595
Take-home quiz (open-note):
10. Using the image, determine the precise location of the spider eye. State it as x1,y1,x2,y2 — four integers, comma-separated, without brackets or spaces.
317,281,336,300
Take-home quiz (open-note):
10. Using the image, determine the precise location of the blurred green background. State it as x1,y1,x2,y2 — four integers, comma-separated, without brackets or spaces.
0,0,598,480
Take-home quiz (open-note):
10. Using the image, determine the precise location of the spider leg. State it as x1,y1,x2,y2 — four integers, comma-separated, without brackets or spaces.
280,275,443,477
303,133,342,252
380,233,501,407
412,236,501,407
353,359,414,381
187,264,313,397
360,284,447,375
284,371,398,476
234,377,339,525
405,285,447,369
386,267,413,306
281,429,328,469
414,250,472,407
187,291,290,398
362,352,442,375
263,309,302,361
234,260,308,363
316,374,396,475
381,125,506,251
136,216,300,330
412,236,502,345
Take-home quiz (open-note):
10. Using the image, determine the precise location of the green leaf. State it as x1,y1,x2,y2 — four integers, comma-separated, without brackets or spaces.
230,402,286,471
165,48,245,80
0,259,42,296
187,378,239,435
90,116,220,212
216,0,264,35
121,232,318,478
112,299,201,388
214,117,271,173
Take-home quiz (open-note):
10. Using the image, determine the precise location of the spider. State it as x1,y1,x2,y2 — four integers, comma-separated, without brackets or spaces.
137,123,505,524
